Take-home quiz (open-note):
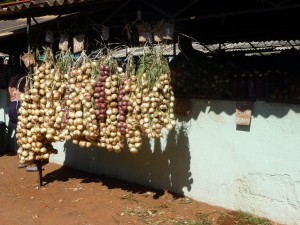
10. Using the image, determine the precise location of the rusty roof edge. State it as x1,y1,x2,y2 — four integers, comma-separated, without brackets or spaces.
0,0,94,15
0,0,31,8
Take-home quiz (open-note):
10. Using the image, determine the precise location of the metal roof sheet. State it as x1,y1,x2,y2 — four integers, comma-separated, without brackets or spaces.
0,15,58,38
0,0,94,19
192,40,300,53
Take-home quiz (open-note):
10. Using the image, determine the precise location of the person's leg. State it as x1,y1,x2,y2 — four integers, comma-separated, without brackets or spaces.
7,122,15,154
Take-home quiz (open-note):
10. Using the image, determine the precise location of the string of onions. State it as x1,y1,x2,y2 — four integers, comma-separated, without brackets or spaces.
16,46,177,165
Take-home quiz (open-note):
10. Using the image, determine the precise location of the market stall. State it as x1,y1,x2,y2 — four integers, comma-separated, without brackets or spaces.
0,1,300,224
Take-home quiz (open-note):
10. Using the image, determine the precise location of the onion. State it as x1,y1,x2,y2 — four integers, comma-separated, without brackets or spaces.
97,97,104,102
95,87,101,92
110,115,117,121
96,81,102,87
105,89,111,95
43,153,50,159
75,111,83,118
111,87,117,94
99,76,107,82
118,115,125,121
119,127,126,133
85,102,92,108
112,108,118,115
106,109,112,115
98,114,105,119
111,94,118,100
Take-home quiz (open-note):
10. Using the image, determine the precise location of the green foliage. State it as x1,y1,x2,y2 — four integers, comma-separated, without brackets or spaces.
234,211,271,225
218,211,272,225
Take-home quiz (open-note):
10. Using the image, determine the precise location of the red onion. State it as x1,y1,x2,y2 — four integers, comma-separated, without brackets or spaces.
118,115,125,121
95,103,101,109
98,97,105,102
94,93,100,98
100,65,105,70
99,109,106,114
95,87,102,92
119,127,126,133
99,114,105,119
118,95,124,101
95,98,101,103
99,76,107,82
96,81,102,87
95,110,101,116
99,103,106,109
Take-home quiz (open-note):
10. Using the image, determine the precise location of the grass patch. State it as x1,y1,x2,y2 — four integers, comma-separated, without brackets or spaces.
218,211,272,225
120,193,139,203
176,198,194,204
112,215,120,225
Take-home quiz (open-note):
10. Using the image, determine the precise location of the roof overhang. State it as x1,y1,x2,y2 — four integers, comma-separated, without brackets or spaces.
0,15,60,39
0,0,107,20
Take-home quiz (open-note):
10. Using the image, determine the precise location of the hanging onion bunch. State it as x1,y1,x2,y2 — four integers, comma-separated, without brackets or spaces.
17,49,58,164
94,64,108,121
53,50,73,142
103,61,125,152
135,48,176,139
117,73,128,135
124,56,143,154
74,54,99,147
63,53,93,148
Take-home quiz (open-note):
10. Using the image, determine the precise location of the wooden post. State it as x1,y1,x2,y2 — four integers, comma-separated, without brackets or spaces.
36,161,43,187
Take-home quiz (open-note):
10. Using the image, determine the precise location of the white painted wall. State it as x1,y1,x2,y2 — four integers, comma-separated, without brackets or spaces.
1,96,299,224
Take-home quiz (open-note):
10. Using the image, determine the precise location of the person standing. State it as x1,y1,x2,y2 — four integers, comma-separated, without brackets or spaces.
7,74,37,171
8,74,24,155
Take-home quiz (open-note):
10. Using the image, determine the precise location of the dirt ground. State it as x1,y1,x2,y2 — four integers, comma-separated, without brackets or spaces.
0,153,278,225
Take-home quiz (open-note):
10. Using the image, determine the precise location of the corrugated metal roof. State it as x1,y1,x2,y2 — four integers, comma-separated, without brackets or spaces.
0,0,95,18
111,44,178,58
0,15,58,38
192,40,300,53
111,40,300,58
